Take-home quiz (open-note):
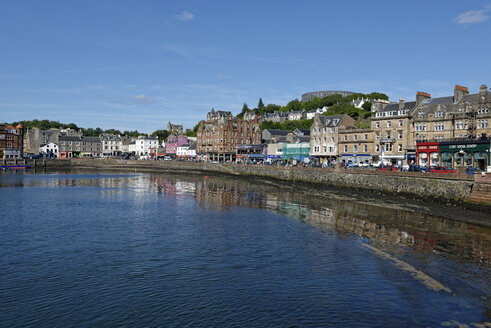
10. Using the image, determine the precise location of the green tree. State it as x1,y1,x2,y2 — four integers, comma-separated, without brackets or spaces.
104,128,122,135
236,103,250,119
150,130,170,143
362,101,372,111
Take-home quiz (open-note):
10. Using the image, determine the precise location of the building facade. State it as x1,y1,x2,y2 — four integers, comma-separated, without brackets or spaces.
338,127,375,165
165,135,189,157
39,142,58,158
101,134,122,157
206,108,233,122
371,97,418,165
0,124,24,159
58,136,102,158
128,136,159,157
309,114,355,164
196,118,261,162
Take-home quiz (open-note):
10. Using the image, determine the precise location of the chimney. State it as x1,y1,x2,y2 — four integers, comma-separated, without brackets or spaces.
254,113,258,123
399,97,405,110
416,91,431,105
454,85,469,102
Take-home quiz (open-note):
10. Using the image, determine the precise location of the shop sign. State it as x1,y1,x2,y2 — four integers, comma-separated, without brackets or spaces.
440,142,489,152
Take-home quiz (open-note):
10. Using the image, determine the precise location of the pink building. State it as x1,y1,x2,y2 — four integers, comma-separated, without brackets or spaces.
165,135,189,156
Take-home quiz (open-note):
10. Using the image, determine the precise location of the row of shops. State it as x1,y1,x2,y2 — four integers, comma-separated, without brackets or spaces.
197,138,491,170
416,139,490,170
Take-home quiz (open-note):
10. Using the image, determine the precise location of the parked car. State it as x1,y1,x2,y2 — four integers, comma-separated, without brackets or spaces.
407,164,428,173
25,153,42,159
466,167,483,175
430,166,455,174
376,165,399,172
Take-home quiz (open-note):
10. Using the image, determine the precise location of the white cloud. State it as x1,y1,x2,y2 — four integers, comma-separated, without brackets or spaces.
175,11,194,22
132,94,156,104
454,4,491,24
215,74,230,80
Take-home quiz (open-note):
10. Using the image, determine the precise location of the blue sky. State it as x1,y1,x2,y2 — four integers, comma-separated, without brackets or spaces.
1,0,490,133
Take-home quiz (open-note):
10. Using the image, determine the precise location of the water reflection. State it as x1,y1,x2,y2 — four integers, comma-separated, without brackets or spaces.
1,170,490,324
2,170,490,267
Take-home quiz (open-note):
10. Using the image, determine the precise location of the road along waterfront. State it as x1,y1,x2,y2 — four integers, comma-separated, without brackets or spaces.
0,170,490,327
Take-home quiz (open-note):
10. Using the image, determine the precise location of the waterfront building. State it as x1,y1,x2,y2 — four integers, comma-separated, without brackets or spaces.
0,124,24,159
309,114,355,165
177,144,190,158
39,142,58,158
283,141,310,163
176,142,197,159
338,127,375,165
372,97,418,165
236,144,266,163
301,90,354,102
101,134,122,157
128,136,159,157
165,135,189,157
196,117,261,162
120,138,134,154
266,142,284,160
58,135,102,158
417,138,490,171
24,127,81,154
410,85,491,143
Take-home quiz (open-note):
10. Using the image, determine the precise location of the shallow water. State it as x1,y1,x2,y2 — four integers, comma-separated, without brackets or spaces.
0,170,490,327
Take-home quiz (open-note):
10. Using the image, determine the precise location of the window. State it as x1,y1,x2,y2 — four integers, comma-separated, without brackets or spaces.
354,135,358,141
376,144,380,152
344,135,347,141
398,144,402,152
353,145,357,153
422,123,426,131
364,145,367,152
364,134,368,140
387,121,392,127
398,131,402,139
376,122,380,128
398,120,403,127
344,145,348,152
385,143,393,152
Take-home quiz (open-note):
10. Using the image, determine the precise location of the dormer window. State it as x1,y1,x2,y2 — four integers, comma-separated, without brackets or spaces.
418,112,425,118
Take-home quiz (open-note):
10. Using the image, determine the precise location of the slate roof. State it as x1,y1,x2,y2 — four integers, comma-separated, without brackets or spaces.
264,129,290,136
316,114,346,127
379,101,416,113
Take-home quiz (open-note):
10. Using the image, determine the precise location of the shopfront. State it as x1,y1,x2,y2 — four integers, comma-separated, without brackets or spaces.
439,139,490,170
416,142,440,167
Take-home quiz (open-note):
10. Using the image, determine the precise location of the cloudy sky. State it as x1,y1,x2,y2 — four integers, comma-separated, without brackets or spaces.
1,1,490,133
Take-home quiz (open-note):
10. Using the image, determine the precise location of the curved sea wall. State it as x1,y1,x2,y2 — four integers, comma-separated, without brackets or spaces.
42,159,491,208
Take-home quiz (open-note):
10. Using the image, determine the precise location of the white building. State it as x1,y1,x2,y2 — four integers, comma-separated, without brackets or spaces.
306,106,329,119
129,136,159,156
309,114,356,164
101,134,122,156
39,142,58,158
288,110,306,121
176,143,197,158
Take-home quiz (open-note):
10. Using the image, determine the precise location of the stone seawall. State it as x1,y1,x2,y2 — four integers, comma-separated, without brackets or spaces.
42,159,489,208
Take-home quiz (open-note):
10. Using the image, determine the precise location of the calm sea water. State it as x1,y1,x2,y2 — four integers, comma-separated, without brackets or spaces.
0,170,490,327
